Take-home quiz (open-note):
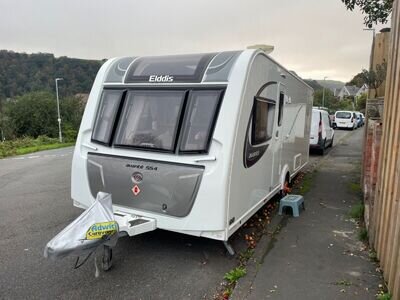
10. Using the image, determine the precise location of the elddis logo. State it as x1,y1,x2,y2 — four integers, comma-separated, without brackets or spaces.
149,75,174,83
85,221,118,240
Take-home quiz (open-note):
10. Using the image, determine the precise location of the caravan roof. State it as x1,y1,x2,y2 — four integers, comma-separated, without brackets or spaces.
102,50,312,90
104,51,243,84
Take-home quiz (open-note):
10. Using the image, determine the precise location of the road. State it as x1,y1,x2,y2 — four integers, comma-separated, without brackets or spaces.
0,129,354,299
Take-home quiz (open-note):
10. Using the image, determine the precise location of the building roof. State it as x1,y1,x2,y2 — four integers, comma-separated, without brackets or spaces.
345,85,360,96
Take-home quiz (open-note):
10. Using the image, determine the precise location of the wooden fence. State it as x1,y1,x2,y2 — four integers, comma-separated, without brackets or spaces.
369,0,400,298
368,30,391,98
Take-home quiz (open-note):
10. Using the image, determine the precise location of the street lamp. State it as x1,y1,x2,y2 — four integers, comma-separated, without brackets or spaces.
55,78,64,143
322,76,328,108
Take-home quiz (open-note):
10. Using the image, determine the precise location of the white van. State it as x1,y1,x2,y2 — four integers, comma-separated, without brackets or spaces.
309,108,334,154
335,111,357,130
71,49,313,253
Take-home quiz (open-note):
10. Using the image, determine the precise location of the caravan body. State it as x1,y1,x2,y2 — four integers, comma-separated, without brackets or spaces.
71,49,313,241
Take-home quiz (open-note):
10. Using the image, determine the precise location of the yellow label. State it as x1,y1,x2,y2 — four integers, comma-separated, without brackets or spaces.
86,221,118,240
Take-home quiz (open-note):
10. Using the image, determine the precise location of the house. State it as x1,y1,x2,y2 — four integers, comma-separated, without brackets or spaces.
356,84,369,98
337,85,366,100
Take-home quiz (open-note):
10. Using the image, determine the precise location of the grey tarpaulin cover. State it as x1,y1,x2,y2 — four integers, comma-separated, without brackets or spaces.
44,192,119,260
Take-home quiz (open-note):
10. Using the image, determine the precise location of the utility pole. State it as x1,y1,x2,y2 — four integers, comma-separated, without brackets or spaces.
55,78,64,143
322,76,328,108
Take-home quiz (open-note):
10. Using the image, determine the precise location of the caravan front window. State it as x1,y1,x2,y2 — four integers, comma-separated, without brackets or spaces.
91,90,124,145
114,90,185,151
180,90,222,152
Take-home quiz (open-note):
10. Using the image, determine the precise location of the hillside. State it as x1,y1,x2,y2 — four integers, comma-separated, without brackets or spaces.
316,79,345,92
303,79,324,90
0,50,103,99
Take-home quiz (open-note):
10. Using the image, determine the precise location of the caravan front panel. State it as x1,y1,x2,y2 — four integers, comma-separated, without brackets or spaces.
87,153,204,217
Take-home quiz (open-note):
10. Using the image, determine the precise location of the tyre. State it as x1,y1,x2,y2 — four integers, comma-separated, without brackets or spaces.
319,140,326,155
329,136,334,148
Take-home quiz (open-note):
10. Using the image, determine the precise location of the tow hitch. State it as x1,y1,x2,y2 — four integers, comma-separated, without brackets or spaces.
100,211,157,271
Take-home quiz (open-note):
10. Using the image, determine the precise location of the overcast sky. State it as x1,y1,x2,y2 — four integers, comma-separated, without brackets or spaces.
0,0,389,82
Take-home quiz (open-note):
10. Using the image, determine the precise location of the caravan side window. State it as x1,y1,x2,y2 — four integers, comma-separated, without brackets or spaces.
278,92,284,126
91,90,124,145
252,97,275,145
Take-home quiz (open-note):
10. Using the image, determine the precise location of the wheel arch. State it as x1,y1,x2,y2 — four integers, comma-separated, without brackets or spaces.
280,164,290,190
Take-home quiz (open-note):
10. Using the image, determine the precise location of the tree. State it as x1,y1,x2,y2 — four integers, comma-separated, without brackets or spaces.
341,0,394,28
356,93,368,112
361,62,387,98
5,91,84,139
0,50,102,101
347,72,367,88
0,98,5,141
6,91,58,138
313,89,336,108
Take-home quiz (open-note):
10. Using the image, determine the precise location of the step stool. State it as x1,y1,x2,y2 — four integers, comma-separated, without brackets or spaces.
279,195,305,217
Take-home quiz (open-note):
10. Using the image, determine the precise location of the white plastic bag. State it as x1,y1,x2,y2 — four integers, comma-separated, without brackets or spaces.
44,192,119,261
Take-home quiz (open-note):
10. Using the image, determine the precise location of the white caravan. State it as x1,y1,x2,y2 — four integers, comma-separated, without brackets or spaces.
71,49,313,249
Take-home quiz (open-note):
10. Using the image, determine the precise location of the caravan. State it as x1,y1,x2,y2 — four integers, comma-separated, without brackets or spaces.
71,49,313,248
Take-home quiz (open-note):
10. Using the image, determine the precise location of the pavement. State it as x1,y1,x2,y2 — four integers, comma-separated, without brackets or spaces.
231,128,384,300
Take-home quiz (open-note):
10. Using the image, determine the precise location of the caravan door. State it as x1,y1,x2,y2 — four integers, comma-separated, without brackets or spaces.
271,83,286,187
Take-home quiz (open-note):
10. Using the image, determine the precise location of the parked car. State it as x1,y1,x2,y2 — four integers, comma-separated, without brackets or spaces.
355,112,364,127
310,108,335,154
335,110,357,130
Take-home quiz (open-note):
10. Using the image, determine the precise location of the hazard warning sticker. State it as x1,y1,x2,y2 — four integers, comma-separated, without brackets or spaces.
132,185,141,196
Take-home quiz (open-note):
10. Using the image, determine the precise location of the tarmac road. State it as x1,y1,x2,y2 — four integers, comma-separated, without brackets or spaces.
0,128,355,299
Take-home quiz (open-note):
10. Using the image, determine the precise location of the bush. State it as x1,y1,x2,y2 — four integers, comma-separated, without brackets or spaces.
3,91,84,140
36,135,58,144
349,203,364,220
63,124,78,143
0,135,64,158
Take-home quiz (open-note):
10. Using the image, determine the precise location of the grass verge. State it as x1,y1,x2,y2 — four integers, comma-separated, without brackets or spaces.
0,136,75,158
15,142,75,156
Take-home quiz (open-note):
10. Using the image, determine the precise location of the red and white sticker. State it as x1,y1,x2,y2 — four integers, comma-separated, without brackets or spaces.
132,185,141,196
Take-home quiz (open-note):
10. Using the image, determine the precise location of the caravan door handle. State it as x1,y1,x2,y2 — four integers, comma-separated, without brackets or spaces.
275,131,279,138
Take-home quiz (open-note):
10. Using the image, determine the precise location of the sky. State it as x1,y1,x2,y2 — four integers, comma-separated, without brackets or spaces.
0,0,390,82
